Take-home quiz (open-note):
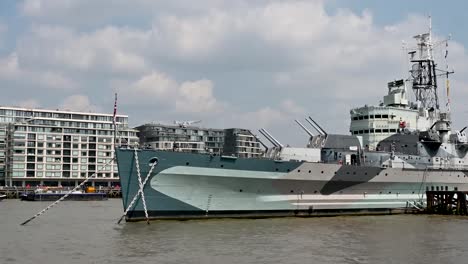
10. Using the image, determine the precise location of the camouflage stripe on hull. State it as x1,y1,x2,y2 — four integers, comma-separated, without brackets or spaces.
116,149,468,221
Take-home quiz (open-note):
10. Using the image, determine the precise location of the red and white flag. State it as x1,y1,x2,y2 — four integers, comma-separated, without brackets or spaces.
113,93,117,126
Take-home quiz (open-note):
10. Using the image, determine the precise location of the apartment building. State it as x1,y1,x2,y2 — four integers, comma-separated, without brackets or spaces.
136,124,264,157
0,106,138,187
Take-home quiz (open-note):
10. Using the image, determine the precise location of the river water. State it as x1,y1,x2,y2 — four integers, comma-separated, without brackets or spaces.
1,199,467,264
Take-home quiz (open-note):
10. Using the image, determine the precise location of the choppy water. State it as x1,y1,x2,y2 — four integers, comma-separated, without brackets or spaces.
1,199,468,264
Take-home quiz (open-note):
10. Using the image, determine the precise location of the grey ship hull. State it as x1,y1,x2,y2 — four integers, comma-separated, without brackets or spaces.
116,149,468,221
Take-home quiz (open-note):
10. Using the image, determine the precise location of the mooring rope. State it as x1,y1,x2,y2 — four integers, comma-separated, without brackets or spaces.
117,149,157,224
134,148,150,223
20,158,116,226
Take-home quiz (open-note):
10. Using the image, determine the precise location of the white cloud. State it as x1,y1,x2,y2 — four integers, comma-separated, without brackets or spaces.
16,99,41,109
59,94,100,112
37,71,76,90
280,99,306,115
119,71,223,115
3,1,468,146
253,1,330,44
124,71,178,102
236,106,286,129
157,12,231,58
0,52,76,90
20,0,43,16
0,53,20,79
17,25,149,75
231,99,305,129
176,79,222,113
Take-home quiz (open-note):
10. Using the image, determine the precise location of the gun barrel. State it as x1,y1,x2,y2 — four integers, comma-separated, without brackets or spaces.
305,118,325,136
261,128,284,148
258,129,279,148
248,130,268,150
295,120,314,137
308,116,327,136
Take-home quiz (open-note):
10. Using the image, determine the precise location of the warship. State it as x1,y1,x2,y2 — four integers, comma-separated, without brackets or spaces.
116,23,468,221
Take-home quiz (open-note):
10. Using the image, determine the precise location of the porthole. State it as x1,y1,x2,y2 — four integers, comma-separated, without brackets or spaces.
220,164,224,168
185,161,189,166
321,171,324,174
239,189,243,192
346,172,350,175
385,173,388,176
314,190,318,194
149,157,159,166
309,170,312,173
297,170,301,173
287,169,290,172
290,190,294,193
364,172,368,175
275,168,279,171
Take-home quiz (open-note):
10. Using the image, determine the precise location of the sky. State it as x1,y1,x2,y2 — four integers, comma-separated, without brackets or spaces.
0,0,467,147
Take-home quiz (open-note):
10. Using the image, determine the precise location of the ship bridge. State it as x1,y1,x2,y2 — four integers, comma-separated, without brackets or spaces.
349,80,436,150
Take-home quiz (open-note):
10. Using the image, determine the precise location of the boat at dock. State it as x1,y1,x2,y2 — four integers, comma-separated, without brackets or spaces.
20,187,108,201
116,22,468,221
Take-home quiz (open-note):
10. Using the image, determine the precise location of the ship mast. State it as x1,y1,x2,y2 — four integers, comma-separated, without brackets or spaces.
408,17,453,117
409,16,439,112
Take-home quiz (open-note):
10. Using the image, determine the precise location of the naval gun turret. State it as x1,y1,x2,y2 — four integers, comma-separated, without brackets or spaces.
451,127,468,152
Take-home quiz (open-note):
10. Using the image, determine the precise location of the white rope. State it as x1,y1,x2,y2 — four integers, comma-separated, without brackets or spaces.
20,158,115,226
117,148,157,224
134,148,149,223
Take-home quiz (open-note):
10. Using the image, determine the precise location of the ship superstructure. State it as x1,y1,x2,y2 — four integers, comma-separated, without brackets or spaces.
350,21,454,150
116,22,468,221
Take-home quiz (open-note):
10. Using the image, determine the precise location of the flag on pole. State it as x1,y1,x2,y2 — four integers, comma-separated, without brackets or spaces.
113,93,118,127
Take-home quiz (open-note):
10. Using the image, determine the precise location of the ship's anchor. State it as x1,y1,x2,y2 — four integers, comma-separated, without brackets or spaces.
117,149,158,224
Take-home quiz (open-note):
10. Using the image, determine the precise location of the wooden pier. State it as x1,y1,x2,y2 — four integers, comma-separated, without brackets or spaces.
426,191,468,215
0,186,122,199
